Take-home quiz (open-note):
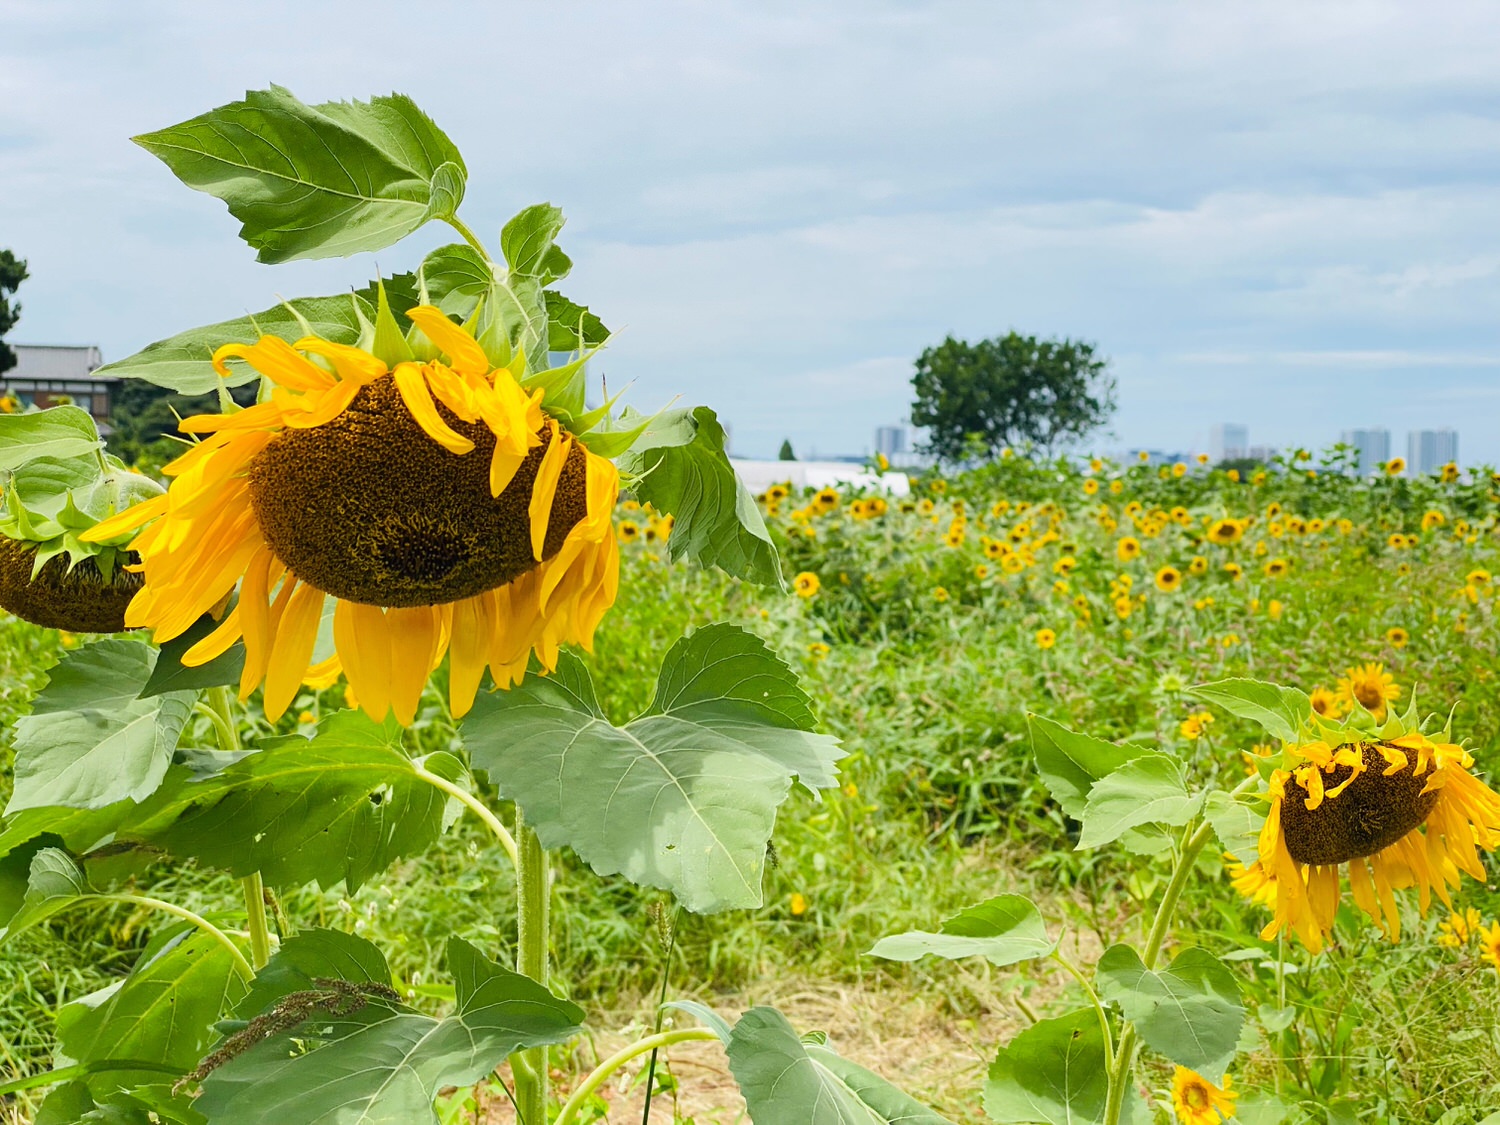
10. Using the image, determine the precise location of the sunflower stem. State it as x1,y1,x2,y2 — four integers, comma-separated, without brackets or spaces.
445,215,496,269
512,810,551,1124
1103,816,1216,1125
100,893,256,982
410,761,518,868
204,688,273,974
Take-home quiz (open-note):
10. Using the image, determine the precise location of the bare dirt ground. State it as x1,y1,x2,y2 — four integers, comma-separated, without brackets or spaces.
469,928,1113,1124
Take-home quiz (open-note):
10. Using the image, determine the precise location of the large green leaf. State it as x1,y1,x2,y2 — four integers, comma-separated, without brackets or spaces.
869,894,1054,967
0,847,89,942
194,937,583,1125
121,711,462,891
462,623,843,913
984,1009,1127,1125
1190,678,1311,744
1204,790,1265,868
1096,945,1244,1081
726,1007,955,1125
58,927,251,1099
136,86,465,263
1076,753,1203,849
617,406,783,589
93,293,371,395
0,405,103,471
6,641,195,813
1028,714,1148,821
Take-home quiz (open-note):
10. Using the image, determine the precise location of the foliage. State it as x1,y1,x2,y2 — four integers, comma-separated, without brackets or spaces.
779,439,796,461
0,248,26,376
909,332,1115,463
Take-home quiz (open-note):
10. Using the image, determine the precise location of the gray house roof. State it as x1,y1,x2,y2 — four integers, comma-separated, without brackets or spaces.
7,344,113,381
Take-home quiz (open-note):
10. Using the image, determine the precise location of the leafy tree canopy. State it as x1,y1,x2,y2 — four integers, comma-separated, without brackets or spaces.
0,249,28,376
778,439,796,461
909,333,1115,464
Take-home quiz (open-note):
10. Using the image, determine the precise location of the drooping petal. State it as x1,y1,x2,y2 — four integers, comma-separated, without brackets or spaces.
213,338,335,393
405,305,490,377
293,338,388,383
394,363,476,454
181,605,243,667
528,423,570,560
262,580,325,720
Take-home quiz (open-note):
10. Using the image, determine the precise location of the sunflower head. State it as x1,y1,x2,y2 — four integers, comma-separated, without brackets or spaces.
82,304,624,724
1171,1068,1236,1125
1337,661,1400,720
0,437,164,633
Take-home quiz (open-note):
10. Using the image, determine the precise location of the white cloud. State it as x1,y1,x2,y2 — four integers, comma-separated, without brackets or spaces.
5,0,1500,459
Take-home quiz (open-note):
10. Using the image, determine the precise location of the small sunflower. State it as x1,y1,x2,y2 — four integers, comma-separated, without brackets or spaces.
1441,461,1460,483
1206,518,1244,545
1481,920,1500,973
1223,562,1243,580
793,571,821,598
932,586,950,603
1155,565,1182,593
1385,457,1406,476
1117,536,1141,562
1034,627,1056,649
1308,686,1345,719
1437,906,1484,948
617,520,641,543
1083,478,1100,496
1421,510,1445,531
83,307,620,724
1337,661,1400,719
1254,702,1500,951
1171,1067,1236,1125
1263,557,1289,578
1385,626,1409,649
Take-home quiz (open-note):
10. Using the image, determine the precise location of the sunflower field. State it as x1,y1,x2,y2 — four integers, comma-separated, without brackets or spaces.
3,87,1500,1125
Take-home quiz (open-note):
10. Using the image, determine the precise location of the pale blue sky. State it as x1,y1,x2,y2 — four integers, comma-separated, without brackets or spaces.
4,1,1500,460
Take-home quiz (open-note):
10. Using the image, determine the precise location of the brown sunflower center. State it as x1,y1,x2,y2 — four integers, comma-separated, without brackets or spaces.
247,376,589,608
1280,743,1439,866
1353,680,1384,710
0,538,142,633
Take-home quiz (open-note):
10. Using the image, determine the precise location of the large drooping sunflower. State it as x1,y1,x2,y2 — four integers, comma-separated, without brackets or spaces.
1246,703,1500,952
84,306,619,725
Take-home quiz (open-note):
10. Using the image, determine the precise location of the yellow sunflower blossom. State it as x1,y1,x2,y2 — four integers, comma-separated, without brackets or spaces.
81,307,618,725
1255,723,1500,951
793,571,821,598
1337,662,1400,720
1172,1068,1236,1125
1437,906,1484,948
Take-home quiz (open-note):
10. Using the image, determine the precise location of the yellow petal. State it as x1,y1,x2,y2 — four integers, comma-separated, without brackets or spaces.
394,363,475,454
386,605,443,726
237,547,278,699
405,305,490,377
213,337,334,392
79,494,168,544
283,378,364,430
448,594,494,718
181,605,243,667
334,601,393,723
293,338,387,383
262,580,325,721
528,424,570,561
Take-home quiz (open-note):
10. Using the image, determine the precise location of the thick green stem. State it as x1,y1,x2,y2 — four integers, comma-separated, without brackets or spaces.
241,872,272,971
1103,817,1215,1125
204,688,274,973
553,1029,718,1125
513,810,550,1124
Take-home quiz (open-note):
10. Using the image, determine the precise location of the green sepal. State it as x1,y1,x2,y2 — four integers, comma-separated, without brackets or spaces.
371,278,415,366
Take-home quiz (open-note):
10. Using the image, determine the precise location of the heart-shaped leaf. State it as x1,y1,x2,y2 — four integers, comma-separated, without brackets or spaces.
1096,945,1245,1081
462,624,842,913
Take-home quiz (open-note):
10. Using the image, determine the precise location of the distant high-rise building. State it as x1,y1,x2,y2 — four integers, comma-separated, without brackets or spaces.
874,425,906,457
1209,424,1248,463
1340,428,1391,475
1246,445,1279,463
1407,429,1458,475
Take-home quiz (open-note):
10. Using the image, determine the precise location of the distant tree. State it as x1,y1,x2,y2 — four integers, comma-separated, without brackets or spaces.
909,333,1115,464
0,249,28,375
778,439,796,461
